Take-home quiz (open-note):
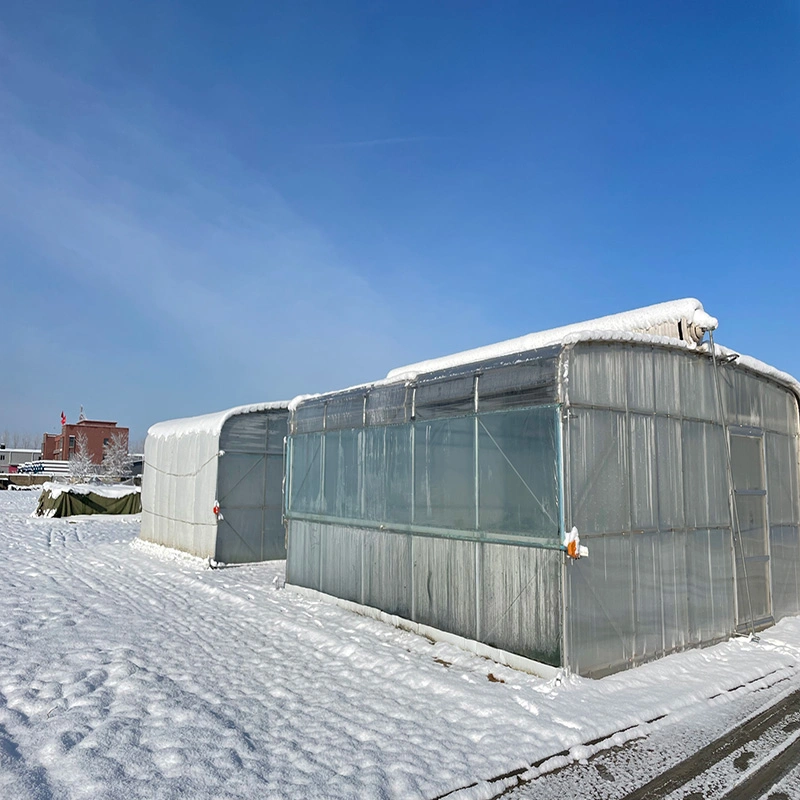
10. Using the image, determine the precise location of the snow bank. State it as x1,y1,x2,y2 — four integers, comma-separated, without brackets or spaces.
3,491,800,799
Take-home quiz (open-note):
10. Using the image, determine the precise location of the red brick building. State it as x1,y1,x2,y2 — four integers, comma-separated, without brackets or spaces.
42,419,129,465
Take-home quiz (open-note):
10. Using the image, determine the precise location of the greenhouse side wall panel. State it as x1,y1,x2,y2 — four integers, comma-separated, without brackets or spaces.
632,531,663,661
411,536,478,642
659,530,689,653
566,534,635,677
363,529,412,619
480,542,561,666
771,526,800,618
319,524,363,605
286,519,321,590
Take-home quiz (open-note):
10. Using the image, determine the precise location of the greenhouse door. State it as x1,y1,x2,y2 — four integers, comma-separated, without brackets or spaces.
730,429,773,630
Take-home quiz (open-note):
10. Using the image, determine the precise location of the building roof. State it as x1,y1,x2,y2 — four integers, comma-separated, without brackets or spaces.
147,402,290,441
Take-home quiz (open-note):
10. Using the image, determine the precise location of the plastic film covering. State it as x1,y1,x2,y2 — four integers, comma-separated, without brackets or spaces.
414,375,474,420
566,535,635,677
292,400,326,435
567,528,734,677
478,408,560,537
762,381,799,435
766,433,800,525
680,353,718,421
682,421,728,529
770,526,800,618
285,520,564,667
412,536,478,640
216,410,289,563
568,408,630,535
141,422,220,558
414,417,475,530
722,368,763,428
653,348,682,416
568,344,626,409
480,543,562,664
289,432,323,514
324,428,363,520
363,529,412,618
477,356,560,411
324,392,366,432
141,404,288,562
363,426,413,525
365,384,409,427
629,414,656,530
564,343,753,675
288,406,560,544
291,349,560,435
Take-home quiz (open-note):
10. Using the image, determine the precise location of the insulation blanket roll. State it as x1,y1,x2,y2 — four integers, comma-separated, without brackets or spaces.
36,485,142,517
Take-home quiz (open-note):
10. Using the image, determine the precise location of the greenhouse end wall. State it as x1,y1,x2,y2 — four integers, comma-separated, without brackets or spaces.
564,342,800,677
216,410,288,563
141,407,289,564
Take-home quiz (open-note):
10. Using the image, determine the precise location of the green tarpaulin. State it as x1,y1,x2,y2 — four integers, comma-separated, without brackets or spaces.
36,487,142,517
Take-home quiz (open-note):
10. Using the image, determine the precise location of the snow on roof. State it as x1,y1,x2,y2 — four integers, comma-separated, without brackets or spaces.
147,402,290,441
288,299,721,410
288,299,800,412
2,448,42,454
386,298,719,381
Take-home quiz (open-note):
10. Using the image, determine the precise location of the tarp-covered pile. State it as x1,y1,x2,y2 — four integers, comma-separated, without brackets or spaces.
36,482,142,517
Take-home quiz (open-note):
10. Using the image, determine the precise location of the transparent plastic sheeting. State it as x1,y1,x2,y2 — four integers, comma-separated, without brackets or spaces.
291,348,561,436
216,413,287,563
288,405,561,545
565,342,800,676
141,409,289,563
286,520,563,666
286,339,800,677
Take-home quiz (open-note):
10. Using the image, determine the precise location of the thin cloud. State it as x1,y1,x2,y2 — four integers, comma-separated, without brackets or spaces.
318,135,439,149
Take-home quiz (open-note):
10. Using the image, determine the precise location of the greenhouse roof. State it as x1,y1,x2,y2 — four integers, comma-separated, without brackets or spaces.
387,298,718,380
288,298,800,411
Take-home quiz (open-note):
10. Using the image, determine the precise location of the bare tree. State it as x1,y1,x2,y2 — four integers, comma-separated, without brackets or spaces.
0,430,40,449
102,432,132,482
69,433,95,482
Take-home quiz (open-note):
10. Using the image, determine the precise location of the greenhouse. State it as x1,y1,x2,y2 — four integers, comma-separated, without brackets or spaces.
141,403,289,563
284,299,800,677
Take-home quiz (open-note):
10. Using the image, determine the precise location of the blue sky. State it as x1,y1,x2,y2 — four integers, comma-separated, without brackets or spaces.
2,1,799,443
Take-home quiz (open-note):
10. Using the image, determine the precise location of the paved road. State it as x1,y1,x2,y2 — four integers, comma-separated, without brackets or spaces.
499,676,800,800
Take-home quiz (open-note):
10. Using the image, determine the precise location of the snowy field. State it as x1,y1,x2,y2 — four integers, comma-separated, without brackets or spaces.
2,490,800,799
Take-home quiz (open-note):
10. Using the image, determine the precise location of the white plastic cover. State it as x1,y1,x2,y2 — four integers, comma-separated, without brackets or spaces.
141,403,289,559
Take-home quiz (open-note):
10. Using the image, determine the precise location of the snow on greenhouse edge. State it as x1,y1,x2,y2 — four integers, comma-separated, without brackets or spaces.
386,297,718,380
147,400,290,439
4,490,800,800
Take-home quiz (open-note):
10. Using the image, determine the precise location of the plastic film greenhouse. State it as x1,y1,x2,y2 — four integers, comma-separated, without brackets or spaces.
141,403,289,563
284,299,800,678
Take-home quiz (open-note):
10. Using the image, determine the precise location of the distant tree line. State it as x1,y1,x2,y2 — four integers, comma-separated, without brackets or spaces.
0,430,41,449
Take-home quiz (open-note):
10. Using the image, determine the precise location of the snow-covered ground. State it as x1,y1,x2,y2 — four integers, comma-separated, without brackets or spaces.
2,489,800,800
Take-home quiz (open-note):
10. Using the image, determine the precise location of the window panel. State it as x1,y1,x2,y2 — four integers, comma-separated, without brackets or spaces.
478,407,559,538
414,417,475,530
289,433,323,513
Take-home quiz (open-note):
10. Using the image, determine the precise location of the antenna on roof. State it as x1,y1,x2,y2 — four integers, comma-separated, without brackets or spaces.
79,405,86,422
